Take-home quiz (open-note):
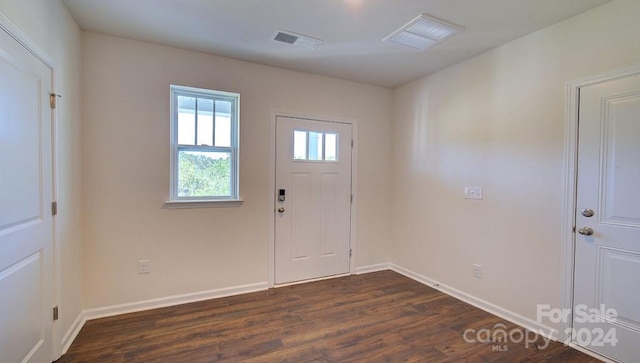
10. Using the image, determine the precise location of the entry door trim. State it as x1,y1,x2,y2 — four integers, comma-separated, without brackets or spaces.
562,64,640,348
269,111,358,287
0,13,53,68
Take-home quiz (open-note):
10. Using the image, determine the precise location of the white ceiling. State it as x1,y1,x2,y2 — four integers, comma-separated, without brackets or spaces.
62,0,612,88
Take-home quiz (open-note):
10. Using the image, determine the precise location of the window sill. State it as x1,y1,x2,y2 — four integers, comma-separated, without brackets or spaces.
163,199,244,209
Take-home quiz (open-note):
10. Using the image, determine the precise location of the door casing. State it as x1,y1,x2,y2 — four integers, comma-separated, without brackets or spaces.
269,111,358,287
561,64,640,351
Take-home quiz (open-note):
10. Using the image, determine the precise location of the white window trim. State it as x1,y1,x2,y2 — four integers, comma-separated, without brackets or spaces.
166,85,241,208
164,199,243,209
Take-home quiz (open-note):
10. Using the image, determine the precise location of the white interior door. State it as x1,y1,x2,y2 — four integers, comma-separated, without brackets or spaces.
0,26,54,363
573,72,640,363
275,116,352,284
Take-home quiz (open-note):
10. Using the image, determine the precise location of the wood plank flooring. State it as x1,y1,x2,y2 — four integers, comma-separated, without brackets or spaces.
57,271,600,362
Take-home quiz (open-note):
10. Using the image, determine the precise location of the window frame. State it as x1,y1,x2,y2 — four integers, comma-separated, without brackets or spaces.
167,85,241,207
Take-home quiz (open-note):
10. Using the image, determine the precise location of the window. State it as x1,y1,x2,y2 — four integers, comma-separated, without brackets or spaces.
293,130,338,161
169,85,240,204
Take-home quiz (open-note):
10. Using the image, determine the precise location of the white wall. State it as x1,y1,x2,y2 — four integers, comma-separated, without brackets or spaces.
391,0,640,331
81,33,392,309
0,0,83,353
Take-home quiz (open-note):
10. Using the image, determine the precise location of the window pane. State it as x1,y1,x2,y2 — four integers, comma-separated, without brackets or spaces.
215,100,232,147
215,116,231,147
294,131,307,160
177,150,231,197
171,86,240,201
177,96,195,145
196,98,213,146
325,133,337,161
308,132,323,161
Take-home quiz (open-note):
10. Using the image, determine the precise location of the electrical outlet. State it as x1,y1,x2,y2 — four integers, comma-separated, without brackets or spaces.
473,264,483,278
138,260,150,274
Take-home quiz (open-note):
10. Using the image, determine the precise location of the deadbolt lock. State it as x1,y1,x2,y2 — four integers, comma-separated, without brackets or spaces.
581,208,595,218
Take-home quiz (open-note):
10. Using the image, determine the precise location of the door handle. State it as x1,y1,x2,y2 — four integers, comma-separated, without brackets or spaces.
578,227,594,236
277,207,285,213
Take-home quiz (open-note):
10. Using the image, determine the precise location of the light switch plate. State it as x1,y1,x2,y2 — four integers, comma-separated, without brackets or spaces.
464,186,483,200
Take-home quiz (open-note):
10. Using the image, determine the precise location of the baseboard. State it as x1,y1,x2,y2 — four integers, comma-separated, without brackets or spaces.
566,342,617,363
355,262,392,275
61,311,87,355
84,281,269,321
388,263,559,341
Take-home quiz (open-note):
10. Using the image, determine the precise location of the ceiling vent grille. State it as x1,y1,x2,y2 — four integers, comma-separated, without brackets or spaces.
271,30,323,49
383,14,463,51
274,32,298,44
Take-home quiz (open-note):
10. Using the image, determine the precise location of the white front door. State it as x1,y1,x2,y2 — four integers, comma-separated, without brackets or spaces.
275,116,352,284
573,72,640,362
0,26,54,362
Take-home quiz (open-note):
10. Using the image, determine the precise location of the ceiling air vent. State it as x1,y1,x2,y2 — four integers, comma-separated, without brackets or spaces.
271,30,323,50
383,14,463,51
274,31,298,44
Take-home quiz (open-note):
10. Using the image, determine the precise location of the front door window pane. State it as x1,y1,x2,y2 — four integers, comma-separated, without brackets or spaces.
325,133,337,161
308,132,323,161
293,130,339,161
294,131,307,160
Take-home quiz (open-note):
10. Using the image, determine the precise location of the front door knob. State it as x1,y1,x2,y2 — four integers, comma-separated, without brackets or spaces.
578,227,594,236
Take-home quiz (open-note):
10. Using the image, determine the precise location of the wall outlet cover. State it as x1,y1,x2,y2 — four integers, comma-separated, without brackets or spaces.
138,260,150,274
465,186,483,200
472,264,483,278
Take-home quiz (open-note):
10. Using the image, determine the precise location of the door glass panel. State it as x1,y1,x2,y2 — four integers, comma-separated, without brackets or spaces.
294,131,307,160
308,132,323,161
325,133,337,161
293,130,339,161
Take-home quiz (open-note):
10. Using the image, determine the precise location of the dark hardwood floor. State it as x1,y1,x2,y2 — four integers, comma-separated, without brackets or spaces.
57,271,599,362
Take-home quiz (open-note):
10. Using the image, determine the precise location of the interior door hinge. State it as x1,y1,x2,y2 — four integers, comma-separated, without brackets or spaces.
349,248,352,258
350,194,353,204
351,139,354,148
50,93,57,109
51,202,58,216
53,306,59,321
